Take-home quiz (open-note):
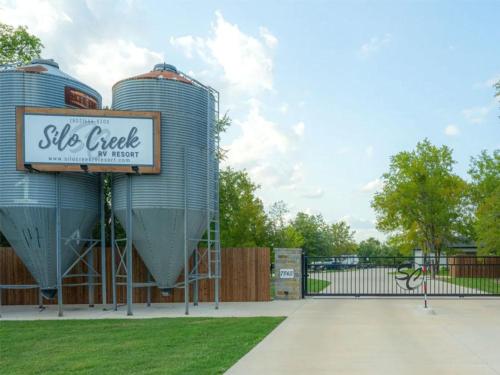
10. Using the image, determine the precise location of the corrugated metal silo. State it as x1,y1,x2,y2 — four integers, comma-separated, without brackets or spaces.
112,63,216,294
0,59,102,298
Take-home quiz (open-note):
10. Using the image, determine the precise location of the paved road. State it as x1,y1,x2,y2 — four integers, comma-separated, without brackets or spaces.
227,298,500,374
308,268,483,295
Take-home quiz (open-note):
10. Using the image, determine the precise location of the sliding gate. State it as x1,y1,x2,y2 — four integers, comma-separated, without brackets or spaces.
302,255,500,297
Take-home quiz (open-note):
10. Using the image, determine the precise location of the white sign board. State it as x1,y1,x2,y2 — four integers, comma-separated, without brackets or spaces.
279,269,295,279
17,108,160,173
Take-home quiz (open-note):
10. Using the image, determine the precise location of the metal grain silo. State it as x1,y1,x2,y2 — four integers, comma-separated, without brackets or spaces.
0,59,101,298
112,63,217,294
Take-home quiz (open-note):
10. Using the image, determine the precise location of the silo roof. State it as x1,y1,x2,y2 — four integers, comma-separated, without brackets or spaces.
113,64,193,88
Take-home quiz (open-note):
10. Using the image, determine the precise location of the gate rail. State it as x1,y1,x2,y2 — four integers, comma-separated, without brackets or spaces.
303,255,500,297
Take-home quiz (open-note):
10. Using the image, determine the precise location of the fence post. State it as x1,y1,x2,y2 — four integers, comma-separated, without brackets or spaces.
301,252,306,298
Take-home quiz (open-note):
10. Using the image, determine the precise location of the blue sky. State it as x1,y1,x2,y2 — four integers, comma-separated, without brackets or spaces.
1,0,499,240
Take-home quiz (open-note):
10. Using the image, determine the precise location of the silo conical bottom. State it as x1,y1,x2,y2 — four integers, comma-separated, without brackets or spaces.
115,208,208,289
0,207,97,292
40,288,57,299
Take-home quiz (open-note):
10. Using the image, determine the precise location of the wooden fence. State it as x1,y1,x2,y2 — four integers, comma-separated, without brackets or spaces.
0,247,270,305
448,256,500,278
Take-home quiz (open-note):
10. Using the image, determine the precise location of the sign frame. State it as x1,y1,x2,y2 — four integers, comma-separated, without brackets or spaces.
16,107,161,174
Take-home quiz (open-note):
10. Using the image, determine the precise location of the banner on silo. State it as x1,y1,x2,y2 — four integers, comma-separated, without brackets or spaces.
16,107,161,174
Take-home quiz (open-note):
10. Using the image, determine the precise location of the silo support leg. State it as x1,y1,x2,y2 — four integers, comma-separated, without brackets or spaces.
126,174,133,316
110,179,117,312
38,289,43,309
147,273,151,307
55,173,63,317
194,250,199,306
87,249,94,307
100,174,107,306
184,148,189,316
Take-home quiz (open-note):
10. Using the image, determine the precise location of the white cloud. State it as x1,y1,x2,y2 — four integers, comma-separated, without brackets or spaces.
444,124,460,136
74,39,163,105
226,100,289,165
0,0,72,35
170,11,276,95
365,145,374,158
301,188,325,199
0,0,161,106
462,105,491,124
359,33,392,57
293,122,305,137
259,26,278,48
475,73,500,89
336,146,351,155
361,178,384,193
339,215,385,241
247,162,304,190
169,35,196,58
279,103,289,114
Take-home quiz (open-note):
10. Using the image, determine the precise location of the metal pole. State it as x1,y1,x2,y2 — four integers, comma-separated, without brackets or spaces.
87,245,94,307
194,249,199,306
110,178,117,311
100,174,107,306
423,256,428,309
38,289,43,308
126,174,133,316
184,148,189,316
147,272,151,307
214,244,220,310
55,173,63,317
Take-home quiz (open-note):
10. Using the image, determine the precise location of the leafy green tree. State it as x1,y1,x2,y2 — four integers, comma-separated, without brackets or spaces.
0,23,43,65
290,213,356,256
357,237,401,265
291,213,331,256
496,80,500,107
469,150,500,203
219,167,269,247
329,221,357,255
474,191,500,254
372,139,468,270
469,150,500,254
268,201,304,248
215,112,231,161
267,201,304,249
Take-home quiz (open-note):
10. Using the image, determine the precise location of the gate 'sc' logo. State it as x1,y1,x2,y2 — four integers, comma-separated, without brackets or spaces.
395,262,424,290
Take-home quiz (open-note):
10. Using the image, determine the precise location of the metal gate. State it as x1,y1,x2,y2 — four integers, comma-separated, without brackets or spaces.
302,255,500,297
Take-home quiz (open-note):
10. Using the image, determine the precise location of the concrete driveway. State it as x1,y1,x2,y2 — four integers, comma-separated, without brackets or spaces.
227,298,500,374
308,268,483,295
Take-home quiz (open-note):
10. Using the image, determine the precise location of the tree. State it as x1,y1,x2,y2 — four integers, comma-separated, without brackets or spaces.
469,150,500,254
291,213,331,256
329,221,357,255
215,112,231,161
357,237,401,265
219,167,269,247
496,80,500,109
267,201,304,249
372,139,468,271
289,213,356,256
474,190,500,254
0,23,43,65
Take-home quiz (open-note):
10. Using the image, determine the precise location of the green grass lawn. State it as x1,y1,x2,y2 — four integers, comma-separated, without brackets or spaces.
434,268,500,294
0,317,284,375
307,278,331,293
441,276,500,294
